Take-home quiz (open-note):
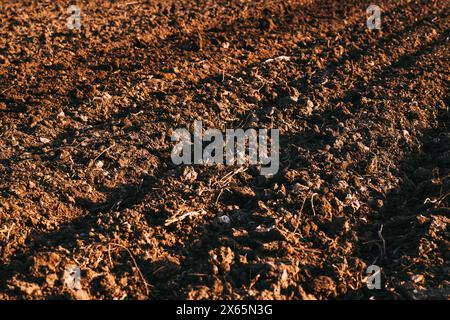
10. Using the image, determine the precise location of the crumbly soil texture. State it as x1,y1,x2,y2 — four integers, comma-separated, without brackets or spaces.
0,0,449,300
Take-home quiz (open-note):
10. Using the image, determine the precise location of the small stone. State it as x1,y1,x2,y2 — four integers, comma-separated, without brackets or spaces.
412,274,424,284
39,137,51,144
211,265,219,275
357,141,370,153
217,215,231,225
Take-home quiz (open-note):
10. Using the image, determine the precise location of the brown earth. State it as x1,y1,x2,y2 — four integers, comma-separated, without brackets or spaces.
0,0,449,299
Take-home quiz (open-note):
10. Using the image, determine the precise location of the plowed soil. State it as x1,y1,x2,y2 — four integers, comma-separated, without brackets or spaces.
0,0,449,299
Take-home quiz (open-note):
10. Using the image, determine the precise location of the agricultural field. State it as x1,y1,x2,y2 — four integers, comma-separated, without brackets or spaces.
0,0,448,300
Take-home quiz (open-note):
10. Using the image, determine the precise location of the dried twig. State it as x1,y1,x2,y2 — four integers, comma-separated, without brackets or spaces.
310,193,318,216
165,209,207,226
0,224,15,243
293,191,309,234
109,242,150,296
214,166,247,187
262,56,291,64
378,224,386,259
92,142,116,163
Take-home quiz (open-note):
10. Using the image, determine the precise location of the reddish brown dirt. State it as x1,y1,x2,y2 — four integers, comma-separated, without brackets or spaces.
0,0,449,299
